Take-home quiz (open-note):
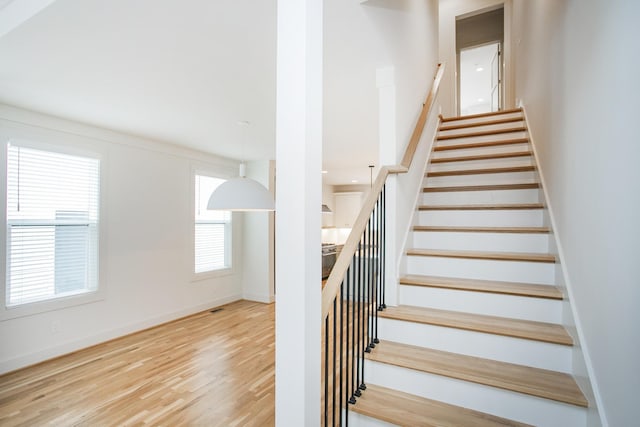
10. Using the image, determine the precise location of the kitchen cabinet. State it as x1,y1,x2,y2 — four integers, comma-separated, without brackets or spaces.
333,192,363,228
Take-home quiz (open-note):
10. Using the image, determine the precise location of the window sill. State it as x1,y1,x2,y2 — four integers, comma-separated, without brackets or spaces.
191,267,234,283
0,289,104,321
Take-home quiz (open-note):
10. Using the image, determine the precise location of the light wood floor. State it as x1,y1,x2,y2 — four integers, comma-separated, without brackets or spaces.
0,300,275,427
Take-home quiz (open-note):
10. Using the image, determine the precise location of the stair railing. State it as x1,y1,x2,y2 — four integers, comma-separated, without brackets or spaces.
321,63,444,426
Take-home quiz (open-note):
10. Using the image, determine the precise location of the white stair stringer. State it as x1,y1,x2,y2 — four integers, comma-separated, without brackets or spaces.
364,361,587,427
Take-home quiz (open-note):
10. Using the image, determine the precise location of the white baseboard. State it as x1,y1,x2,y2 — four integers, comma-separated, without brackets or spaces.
243,292,275,304
0,293,242,375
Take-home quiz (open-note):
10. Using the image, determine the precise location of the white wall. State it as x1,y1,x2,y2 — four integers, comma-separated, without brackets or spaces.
439,0,514,117
0,104,244,374
242,160,275,303
513,1,640,426
324,0,440,170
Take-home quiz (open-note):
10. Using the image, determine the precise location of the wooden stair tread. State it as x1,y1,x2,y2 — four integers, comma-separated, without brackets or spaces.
407,248,556,263
427,165,535,177
439,117,524,132
380,305,572,345
423,183,540,192
413,225,550,234
418,203,544,211
435,137,529,152
430,151,532,163
353,384,532,427
437,127,527,141
367,340,587,407
399,274,563,299
441,108,523,122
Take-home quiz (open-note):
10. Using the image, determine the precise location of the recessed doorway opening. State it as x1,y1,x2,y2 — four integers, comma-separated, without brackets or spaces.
459,42,501,116
455,5,504,116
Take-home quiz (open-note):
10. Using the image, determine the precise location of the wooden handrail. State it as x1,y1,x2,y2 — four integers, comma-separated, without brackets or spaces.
321,164,406,318
320,63,445,319
400,63,445,169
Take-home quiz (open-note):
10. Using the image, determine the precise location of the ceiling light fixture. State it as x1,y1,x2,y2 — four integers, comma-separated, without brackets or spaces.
207,120,274,211
207,163,275,211
351,179,358,183
476,66,484,72
322,170,328,174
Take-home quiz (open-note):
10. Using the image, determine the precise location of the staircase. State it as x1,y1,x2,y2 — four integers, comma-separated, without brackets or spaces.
351,109,589,426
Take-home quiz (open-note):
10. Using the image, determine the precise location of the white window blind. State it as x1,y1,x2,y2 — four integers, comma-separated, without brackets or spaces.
195,174,231,273
6,144,100,307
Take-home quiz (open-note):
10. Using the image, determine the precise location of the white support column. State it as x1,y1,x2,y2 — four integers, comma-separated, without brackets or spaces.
275,0,322,426
377,66,399,307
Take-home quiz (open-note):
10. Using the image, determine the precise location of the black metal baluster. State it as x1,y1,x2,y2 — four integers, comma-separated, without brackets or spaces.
340,280,344,426
332,297,337,426
374,195,381,344
370,202,376,347
381,184,387,310
359,235,366,394
350,256,357,404
354,241,362,398
365,215,372,354
324,313,329,427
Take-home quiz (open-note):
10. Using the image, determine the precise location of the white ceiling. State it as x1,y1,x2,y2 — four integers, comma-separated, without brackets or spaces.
0,0,399,186
0,0,277,161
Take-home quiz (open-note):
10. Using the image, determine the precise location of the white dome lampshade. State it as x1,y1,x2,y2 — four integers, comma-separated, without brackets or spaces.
207,163,275,211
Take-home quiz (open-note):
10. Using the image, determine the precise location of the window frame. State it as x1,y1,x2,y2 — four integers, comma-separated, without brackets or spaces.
191,168,234,281
1,136,107,320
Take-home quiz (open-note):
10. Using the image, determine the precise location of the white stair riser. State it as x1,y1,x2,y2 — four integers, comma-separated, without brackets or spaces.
412,231,549,253
441,113,523,127
365,361,586,427
431,143,530,158
438,121,525,137
436,131,527,145
425,171,537,187
428,156,534,172
348,412,396,427
422,188,541,205
405,256,555,285
417,209,544,227
397,284,562,322
377,318,571,372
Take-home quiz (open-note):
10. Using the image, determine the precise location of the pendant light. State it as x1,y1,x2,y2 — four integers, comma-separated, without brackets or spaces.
207,121,275,211
207,163,274,211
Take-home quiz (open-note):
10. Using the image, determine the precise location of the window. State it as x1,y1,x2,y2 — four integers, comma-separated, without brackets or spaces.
5,144,100,307
194,174,231,274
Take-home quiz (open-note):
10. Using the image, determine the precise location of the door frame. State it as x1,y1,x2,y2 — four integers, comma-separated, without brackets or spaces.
442,0,514,117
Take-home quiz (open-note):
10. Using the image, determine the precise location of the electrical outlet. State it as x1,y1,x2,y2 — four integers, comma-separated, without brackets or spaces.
51,320,60,334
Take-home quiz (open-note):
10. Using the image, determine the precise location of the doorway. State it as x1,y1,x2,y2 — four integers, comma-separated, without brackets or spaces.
455,6,504,116
459,42,501,116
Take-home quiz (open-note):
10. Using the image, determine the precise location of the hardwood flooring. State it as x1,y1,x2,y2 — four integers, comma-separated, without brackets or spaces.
0,300,275,427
